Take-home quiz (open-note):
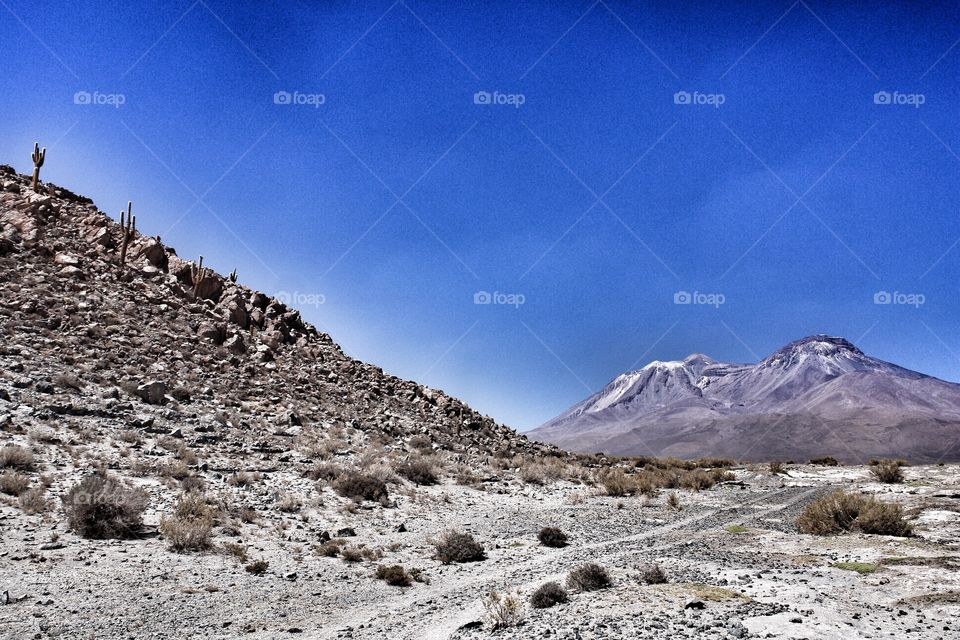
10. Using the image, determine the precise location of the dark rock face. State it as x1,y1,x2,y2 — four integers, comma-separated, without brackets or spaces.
533,334,960,463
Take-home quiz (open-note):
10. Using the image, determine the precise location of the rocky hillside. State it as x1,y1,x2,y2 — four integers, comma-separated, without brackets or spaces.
0,163,552,466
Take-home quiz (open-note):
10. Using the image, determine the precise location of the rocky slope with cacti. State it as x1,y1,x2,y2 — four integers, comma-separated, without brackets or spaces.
0,162,553,465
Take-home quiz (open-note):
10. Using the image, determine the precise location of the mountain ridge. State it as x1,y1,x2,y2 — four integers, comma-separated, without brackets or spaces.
532,334,960,463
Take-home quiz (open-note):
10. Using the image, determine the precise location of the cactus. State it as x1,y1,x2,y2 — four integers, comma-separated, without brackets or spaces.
190,256,208,299
229,268,237,283
31,142,45,191
118,201,136,272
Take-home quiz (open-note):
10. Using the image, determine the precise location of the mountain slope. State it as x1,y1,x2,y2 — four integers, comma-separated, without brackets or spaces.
0,163,551,466
532,335,960,462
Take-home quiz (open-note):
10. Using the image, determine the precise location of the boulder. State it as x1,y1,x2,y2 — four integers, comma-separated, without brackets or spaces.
136,381,167,405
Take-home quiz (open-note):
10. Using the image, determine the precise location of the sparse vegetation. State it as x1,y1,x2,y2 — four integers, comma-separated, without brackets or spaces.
796,490,912,537
870,459,905,484
0,445,35,471
537,526,568,548
832,561,879,574
159,492,215,551
566,562,612,591
725,524,749,534
769,461,785,474
333,470,389,502
0,470,30,496
375,564,412,587
809,456,839,466
666,492,681,510
18,487,50,514
638,564,668,584
62,473,149,539
434,530,485,564
394,457,439,486
482,590,524,629
245,559,269,574
530,581,568,608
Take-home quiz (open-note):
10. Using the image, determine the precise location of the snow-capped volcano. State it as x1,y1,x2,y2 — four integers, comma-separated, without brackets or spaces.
531,335,960,463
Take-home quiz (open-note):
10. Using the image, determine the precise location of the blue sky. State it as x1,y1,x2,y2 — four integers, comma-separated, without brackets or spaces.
2,0,960,430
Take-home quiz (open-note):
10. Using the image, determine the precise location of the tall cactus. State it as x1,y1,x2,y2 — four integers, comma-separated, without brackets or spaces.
118,201,136,273
229,268,238,283
31,142,45,191
191,256,208,299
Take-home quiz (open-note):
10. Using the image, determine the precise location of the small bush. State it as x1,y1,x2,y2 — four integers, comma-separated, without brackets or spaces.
305,461,343,482
796,490,911,537
375,564,412,587
394,457,439,486
809,456,839,466
857,499,913,537
62,473,148,539
530,581,568,609
537,526,568,548
275,493,302,513
341,545,365,562
222,542,248,562
598,469,636,496
316,539,346,557
434,530,485,564
0,470,30,496
566,562,612,591
0,445,34,471
482,590,524,629
769,461,785,474
639,564,668,584
159,492,214,551
19,488,50,514
870,460,904,484
333,470,388,502
666,492,681,510
245,559,269,574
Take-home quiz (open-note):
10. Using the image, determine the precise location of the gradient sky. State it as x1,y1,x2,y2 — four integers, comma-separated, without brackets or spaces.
3,0,960,430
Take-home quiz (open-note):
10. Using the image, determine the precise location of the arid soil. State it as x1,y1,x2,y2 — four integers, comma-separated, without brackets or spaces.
1,462,959,639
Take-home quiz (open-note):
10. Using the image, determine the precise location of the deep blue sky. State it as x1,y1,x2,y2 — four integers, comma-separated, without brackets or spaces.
3,0,960,430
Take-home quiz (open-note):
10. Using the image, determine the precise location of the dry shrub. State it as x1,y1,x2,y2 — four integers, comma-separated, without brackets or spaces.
597,469,636,497
482,590,524,629
333,470,388,502
316,539,346,557
870,460,904,484
304,461,343,482
63,473,148,539
809,456,839,466
678,468,734,491
537,526,568,548
160,492,215,551
19,488,50,514
375,564,412,587
245,559,268,574
394,457,439,486
0,470,30,496
0,445,35,471
227,471,260,487
567,563,612,591
768,461,785,474
639,564,668,584
222,542,248,562
530,581,568,609
434,530,485,564
274,493,302,513
341,546,365,562
796,490,911,537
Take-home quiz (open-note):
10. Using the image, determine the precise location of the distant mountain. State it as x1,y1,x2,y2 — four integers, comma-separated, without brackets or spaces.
531,335,960,463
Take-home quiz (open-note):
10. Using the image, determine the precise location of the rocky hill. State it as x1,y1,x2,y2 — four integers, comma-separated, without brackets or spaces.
0,163,552,467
